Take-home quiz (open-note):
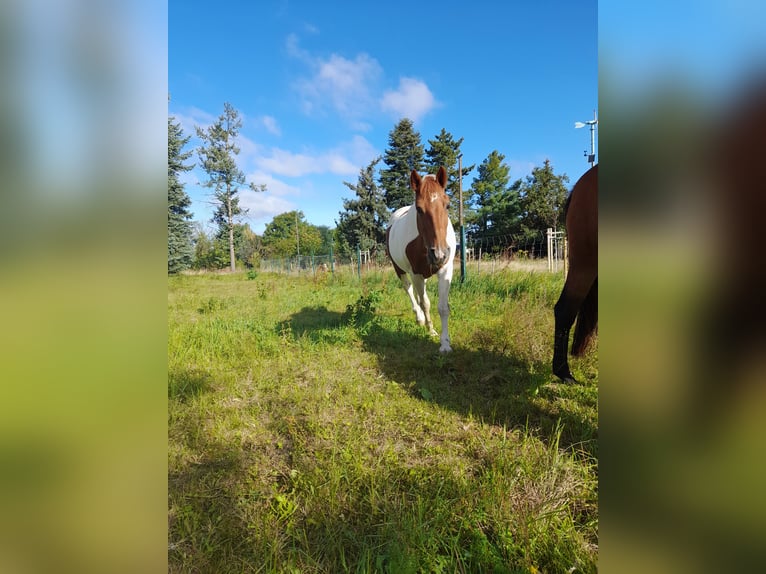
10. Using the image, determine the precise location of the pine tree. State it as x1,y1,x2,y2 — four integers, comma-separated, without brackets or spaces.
168,115,195,274
196,102,265,271
379,118,425,211
519,159,570,236
468,150,521,238
424,128,474,220
336,157,389,255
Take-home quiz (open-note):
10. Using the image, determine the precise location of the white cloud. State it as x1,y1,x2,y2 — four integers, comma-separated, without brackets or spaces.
240,171,298,224
241,192,296,224
507,160,537,179
288,35,382,123
260,115,281,136
246,170,299,196
286,33,310,62
171,106,216,137
254,135,377,177
380,77,438,122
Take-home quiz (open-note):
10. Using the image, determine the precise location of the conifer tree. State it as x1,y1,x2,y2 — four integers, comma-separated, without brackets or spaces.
519,159,570,235
424,128,474,219
379,118,425,210
468,150,521,237
168,115,195,274
336,157,388,255
196,102,265,271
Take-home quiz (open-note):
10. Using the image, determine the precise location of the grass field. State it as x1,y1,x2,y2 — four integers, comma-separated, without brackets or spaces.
168,267,598,573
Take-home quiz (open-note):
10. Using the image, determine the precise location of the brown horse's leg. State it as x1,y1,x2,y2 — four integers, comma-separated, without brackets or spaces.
553,272,594,383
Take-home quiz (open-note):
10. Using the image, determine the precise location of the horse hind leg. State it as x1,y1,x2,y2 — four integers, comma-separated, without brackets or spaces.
553,284,584,383
572,277,597,357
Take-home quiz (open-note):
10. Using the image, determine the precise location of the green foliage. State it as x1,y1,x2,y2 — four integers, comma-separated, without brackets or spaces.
336,157,389,256
232,223,261,268
468,150,522,237
342,289,383,334
262,211,323,258
191,224,228,270
379,118,425,210
168,115,195,274
519,159,570,235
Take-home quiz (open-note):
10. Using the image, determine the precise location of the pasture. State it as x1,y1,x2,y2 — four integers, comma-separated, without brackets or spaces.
168,267,598,573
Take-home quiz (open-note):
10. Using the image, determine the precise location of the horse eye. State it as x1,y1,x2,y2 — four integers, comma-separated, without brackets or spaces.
416,206,424,215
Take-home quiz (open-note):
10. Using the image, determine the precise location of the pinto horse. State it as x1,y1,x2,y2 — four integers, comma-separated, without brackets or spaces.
553,164,598,383
386,166,457,353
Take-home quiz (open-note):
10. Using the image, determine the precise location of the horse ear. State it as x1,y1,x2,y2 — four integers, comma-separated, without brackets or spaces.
436,166,447,188
410,170,421,192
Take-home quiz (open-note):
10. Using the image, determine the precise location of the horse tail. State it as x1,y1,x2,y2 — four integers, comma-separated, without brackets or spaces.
571,278,597,356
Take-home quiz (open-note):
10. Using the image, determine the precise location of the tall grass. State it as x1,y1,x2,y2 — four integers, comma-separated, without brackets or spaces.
169,268,598,573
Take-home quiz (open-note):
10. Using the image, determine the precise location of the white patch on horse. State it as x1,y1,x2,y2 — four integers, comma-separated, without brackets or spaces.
430,193,438,203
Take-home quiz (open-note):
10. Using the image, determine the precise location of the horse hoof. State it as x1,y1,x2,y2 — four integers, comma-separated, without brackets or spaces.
554,370,578,384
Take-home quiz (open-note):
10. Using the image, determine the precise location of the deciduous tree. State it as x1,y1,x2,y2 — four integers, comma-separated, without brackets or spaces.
262,211,321,258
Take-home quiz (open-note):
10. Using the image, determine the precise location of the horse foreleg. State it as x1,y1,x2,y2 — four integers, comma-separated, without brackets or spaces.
437,274,452,353
399,273,426,326
412,275,436,335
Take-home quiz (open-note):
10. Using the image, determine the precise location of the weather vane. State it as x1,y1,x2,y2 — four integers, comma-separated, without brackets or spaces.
575,110,598,167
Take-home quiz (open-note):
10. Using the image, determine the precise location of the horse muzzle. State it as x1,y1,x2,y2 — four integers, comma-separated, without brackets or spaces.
427,246,450,268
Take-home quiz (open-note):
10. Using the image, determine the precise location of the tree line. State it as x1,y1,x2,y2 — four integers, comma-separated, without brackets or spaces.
169,103,571,273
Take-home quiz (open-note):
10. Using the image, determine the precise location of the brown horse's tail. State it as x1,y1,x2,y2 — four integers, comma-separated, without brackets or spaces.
571,278,597,356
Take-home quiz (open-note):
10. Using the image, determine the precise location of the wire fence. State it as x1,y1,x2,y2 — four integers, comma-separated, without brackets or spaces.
260,229,567,278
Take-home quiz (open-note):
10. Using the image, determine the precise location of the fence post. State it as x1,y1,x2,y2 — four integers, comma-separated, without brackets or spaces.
329,242,334,274
477,246,481,274
356,246,361,280
546,228,553,272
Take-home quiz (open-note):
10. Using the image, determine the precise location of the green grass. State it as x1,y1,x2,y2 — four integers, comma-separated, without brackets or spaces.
169,268,598,573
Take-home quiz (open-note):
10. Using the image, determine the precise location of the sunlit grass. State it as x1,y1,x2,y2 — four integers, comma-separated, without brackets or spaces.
168,268,598,573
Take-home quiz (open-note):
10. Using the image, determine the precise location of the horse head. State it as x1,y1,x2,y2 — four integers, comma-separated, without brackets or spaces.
411,166,451,268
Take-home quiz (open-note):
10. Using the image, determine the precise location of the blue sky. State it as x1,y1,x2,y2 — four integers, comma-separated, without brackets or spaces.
170,0,597,233
599,0,766,103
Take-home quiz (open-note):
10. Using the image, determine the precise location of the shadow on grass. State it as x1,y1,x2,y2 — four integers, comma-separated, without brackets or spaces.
168,306,597,572
359,322,597,456
168,407,255,571
169,367,213,402
275,305,596,455
274,305,350,344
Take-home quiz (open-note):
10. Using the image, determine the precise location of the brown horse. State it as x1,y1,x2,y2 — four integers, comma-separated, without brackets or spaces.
553,164,598,383
386,166,457,352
